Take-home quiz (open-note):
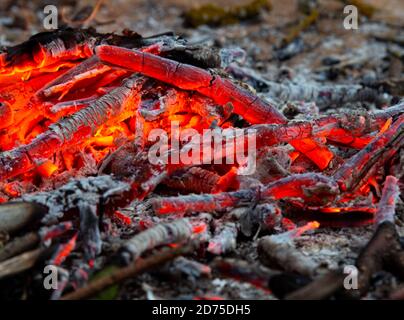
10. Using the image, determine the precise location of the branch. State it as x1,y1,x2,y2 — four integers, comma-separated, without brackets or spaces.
61,244,194,300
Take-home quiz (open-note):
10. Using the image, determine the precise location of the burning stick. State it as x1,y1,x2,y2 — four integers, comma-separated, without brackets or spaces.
163,167,221,194
289,138,333,170
38,39,190,104
151,173,340,214
48,233,78,266
38,55,112,99
107,146,169,199
21,175,131,224
40,221,74,242
96,45,286,124
119,218,198,264
12,175,133,264
374,176,400,225
334,115,403,192
138,87,231,125
0,28,186,79
258,222,320,277
0,75,145,180
94,44,400,169
96,46,332,169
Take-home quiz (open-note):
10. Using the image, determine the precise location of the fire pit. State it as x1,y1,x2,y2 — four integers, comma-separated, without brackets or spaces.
0,0,403,301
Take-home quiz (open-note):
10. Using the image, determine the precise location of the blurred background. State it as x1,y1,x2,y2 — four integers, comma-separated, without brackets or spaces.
1,1,403,85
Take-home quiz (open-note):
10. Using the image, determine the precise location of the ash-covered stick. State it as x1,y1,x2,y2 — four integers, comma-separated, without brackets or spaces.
39,221,74,242
258,221,320,277
96,45,341,168
239,203,283,237
107,146,170,199
21,175,131,224
390,286,404,300
151,173,340,214
38,56,111,99
334,115,403,192
163,256,212,280
164,168,235,197
118,218,197,265
373,101,404,121
374,176,400,226
0,75,145,180
138,88,231,125
47,95,99,118
352,183,404,297
207,222,238,255
50,267,70,300
0,29,96,77
212,258,277,290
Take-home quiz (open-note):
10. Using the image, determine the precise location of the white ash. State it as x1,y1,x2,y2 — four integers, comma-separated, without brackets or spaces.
21,175,131,225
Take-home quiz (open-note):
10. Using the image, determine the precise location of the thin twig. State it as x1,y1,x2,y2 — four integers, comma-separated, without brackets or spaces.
61,244,194,300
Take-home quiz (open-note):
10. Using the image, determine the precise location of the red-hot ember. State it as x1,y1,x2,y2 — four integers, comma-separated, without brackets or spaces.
0,30,402,216
0,29,402,299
